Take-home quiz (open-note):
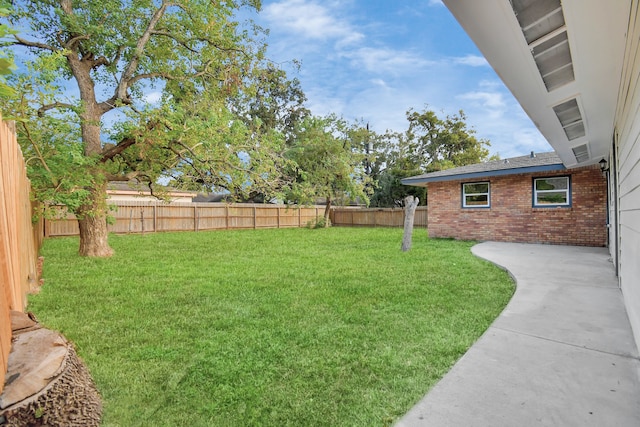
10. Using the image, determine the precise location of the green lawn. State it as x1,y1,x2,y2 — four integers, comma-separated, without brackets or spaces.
29,227,513,426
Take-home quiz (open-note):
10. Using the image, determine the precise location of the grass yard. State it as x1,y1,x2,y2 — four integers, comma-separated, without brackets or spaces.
29,227,513,426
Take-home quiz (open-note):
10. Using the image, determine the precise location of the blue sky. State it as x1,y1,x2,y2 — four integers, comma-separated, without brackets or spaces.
250,0,552,158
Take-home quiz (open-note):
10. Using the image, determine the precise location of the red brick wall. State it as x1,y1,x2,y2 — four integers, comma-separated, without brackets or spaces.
427,166,607,246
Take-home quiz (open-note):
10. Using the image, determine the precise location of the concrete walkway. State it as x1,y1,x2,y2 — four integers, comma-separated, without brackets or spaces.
397,242,640,427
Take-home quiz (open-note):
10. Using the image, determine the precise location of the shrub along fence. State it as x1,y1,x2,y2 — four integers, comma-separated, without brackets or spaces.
0,116,42,394
330,207,428,228
43,202,327,237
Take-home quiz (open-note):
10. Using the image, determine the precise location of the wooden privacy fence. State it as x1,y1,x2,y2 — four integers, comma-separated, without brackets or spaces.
0,116,42,394
330,206,428,228
44,202,327,236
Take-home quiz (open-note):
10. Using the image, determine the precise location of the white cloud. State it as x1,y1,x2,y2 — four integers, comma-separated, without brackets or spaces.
453,55,489,67
341,47,431,74
143,91,162,104
458,91,506,110
255,0,548,159
262,0,363,46
370,78,388,88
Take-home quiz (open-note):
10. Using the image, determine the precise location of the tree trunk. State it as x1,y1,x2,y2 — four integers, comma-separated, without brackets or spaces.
401,195,419,252
64,49,114,257
76,181,113,257
324,197,332,227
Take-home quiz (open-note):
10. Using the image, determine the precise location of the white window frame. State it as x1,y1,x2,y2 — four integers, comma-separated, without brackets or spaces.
462,182,490,208
533,176,571,207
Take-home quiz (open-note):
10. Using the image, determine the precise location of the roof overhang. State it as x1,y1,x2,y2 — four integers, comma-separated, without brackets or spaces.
442,0,630,167
401,163,566,186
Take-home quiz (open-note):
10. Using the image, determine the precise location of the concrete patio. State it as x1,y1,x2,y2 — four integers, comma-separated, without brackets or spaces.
397,242,640,426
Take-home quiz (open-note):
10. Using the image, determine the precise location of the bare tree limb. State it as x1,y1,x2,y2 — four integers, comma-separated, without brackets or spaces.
12,35,57,52
37,102,75,116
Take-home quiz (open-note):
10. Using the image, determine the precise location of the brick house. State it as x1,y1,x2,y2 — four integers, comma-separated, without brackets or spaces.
437,0,640,362
402,152,607,246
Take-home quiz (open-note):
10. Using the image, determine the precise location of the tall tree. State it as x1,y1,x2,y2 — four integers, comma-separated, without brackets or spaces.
285,115,371,226
232,63,310,146
369,107,495,207
369,131,425,207
228,63,310,202
4,0,270,256
405,107,494,172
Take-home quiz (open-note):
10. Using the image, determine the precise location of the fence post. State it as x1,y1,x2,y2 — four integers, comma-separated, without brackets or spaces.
194,205,198,232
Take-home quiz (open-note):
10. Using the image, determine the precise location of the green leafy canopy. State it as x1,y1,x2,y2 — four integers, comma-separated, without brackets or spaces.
0,1,16,98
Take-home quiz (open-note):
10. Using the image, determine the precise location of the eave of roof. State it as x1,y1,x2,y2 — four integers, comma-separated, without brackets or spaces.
440,0,629,168
401,152,566,186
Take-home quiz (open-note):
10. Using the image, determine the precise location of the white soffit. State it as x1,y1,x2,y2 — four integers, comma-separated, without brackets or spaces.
442,0,630,167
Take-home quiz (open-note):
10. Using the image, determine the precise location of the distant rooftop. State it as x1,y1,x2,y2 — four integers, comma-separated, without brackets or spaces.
107,181,196,195
401,152,565,186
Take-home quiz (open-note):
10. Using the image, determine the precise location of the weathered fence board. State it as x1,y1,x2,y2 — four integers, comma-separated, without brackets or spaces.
0,115,41,393
330,207,427,228
44,202,327,236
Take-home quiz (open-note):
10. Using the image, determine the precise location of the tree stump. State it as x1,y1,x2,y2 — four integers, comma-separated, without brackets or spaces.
401,195,419,252
0,311,102,426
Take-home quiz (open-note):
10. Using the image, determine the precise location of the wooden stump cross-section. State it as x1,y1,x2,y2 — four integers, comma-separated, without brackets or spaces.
0,311,102,426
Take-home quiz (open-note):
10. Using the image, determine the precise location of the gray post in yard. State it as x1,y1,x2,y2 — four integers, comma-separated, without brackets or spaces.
401,196,419,252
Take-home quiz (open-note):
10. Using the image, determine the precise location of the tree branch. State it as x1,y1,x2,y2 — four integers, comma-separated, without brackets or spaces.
92,55,110,69
115,2,170,101
19,122,58,186
126,59,214,87
99,136,138,163
65,34,91,50
150,30,198,53
12,35,57,52
37,102,75,116
110,45,125,69
100,120,160,162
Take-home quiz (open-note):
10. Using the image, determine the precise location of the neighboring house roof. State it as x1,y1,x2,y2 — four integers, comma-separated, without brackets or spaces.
401,152,566,186
106,181,196,199
192,193,232,203
107,181,151,193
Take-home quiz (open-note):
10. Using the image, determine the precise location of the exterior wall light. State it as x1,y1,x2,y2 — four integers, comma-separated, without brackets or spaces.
599,158,609,172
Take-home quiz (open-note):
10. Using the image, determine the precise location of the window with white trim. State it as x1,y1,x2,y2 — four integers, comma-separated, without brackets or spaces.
462,182,490,208
533,176,570,206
